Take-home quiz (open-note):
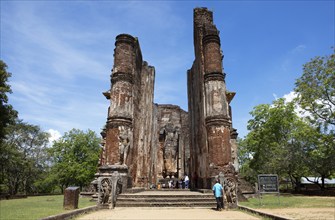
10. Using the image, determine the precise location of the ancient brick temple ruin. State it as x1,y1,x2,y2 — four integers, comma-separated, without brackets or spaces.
95,7,238,207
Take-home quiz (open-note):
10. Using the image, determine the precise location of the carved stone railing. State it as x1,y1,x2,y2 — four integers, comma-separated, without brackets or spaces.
217,163,238,209
97,171,123,209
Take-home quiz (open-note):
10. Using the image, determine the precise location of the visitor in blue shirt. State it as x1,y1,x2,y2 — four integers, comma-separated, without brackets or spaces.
212,179,224,211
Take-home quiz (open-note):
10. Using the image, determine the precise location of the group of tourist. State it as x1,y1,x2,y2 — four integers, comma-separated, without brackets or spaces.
167,174,190,189
151,174,224,211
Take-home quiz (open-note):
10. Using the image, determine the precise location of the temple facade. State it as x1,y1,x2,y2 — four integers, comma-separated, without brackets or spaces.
97,8,237,193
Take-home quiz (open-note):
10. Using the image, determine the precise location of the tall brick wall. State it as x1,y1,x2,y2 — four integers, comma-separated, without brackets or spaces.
188,8,237,189
133,62,156,187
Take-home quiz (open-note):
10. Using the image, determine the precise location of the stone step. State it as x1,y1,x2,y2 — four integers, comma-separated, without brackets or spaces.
116,192,216,207
117,197,215,202
116,201,217,207
118,194,213,199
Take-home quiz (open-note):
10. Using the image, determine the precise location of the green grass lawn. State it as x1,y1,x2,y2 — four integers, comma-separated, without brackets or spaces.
239,194,335,209
0,195,96,220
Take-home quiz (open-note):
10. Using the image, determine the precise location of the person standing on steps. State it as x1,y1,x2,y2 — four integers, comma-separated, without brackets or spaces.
212,179,224,211
184,174,189,189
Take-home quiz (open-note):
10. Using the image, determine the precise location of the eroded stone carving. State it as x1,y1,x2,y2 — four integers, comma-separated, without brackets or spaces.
98,177,112,207
161,124,179,178
222,163,238,208
110,171,122,209
224,177,237,207
97,171,122,209
118,128,130,165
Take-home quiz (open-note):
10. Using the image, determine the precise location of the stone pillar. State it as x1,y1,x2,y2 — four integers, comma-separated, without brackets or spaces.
105,34,135,165
203,29,222,76
63,187,79,210
203,27,232,173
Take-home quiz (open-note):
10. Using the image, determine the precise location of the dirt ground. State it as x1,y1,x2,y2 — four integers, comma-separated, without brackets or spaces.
76,207,261,220
256,207,335,220
76,207,335,220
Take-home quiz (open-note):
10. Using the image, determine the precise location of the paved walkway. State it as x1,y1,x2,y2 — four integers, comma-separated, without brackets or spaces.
77,190,261,220
76,207,261,220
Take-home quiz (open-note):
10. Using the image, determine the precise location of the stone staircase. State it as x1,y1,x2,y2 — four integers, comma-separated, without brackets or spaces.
116,190,216,207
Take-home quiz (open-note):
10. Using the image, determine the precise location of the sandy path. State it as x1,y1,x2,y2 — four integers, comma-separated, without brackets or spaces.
76,207,261,220
257,208,335,220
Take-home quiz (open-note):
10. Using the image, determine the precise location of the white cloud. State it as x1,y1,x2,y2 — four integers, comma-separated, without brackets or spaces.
3,2,111,81
272,93,279,100
283,91,297,102
282,91,312,118
48,129,61,143
281,44,307,72
290,44,306,54
2,2,113,136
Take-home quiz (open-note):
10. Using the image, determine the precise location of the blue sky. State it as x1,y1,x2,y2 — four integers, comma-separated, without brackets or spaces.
1,1,334,140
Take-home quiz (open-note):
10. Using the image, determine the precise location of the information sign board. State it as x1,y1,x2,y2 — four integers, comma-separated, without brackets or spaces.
258,174,279,193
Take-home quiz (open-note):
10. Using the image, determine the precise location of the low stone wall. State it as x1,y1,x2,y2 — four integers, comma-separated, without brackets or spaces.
238,205,293,220
40,205,98,220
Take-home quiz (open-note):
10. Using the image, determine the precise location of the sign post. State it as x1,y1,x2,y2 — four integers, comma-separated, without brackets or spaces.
257,174,280,205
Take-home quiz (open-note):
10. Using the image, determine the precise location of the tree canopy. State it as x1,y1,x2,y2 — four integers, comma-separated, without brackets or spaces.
294,49,335,188
0,60,18,142
1,120,50,195
294,49,335,130
48,129,101,191
239,99,315,188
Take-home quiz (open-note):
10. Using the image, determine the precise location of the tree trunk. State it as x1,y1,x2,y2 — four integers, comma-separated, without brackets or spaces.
291,175,301,192
321,175,325,190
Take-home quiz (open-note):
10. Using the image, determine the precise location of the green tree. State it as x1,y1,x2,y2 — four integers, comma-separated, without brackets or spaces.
48,129,101,192
294,50,335,189
294,49,335,129
238,138,258,184
1,120,50,195
303,129,335,189
0,60,18,142
242,99,315,190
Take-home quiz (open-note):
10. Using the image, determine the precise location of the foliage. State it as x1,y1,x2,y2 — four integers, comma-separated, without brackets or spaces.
0,60,18,142
303,133,335,189
0,195,95,220
48,129,101,191
294,49,335,130
237,138,258,183
294,49,335,187
241,99,318,190
0,120,50,195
